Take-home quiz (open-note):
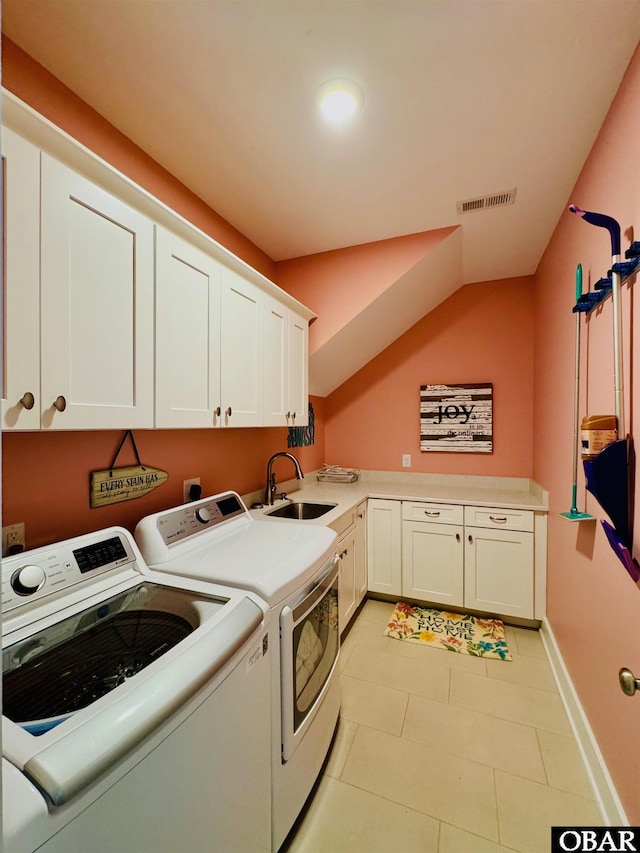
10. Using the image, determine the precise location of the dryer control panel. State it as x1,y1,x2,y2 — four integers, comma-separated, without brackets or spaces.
2,530,137,613
151,492,247,548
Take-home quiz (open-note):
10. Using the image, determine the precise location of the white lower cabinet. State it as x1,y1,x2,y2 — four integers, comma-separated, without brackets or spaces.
402,520,464,606
334,500,368,634
368,498,539,620
367,499,402,597
464,525,534,619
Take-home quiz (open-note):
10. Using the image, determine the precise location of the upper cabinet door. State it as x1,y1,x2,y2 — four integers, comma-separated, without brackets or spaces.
40,154,154,429
219,266,263,427
2,128,41,430
263,299,309,428
263,297,288,426
287,311,309,427
155,228,222,428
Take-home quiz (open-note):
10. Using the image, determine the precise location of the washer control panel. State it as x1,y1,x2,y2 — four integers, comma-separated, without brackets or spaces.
155,492,248,547
2,531,137,613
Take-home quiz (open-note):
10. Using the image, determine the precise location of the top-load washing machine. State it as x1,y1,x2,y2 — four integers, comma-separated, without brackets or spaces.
2,526,272,853
135,490,340,850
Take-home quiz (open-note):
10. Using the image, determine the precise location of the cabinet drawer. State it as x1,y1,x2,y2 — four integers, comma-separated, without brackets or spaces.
330,506,357,538
402,501,463,525
464,505,534,532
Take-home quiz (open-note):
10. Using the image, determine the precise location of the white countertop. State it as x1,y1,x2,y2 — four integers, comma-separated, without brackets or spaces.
246,470,548,531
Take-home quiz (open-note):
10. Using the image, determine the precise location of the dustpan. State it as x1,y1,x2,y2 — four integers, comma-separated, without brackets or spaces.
569,205,635,569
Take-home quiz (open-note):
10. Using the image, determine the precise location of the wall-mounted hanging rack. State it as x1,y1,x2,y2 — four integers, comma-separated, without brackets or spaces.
568,204,638,582
572,243,640,314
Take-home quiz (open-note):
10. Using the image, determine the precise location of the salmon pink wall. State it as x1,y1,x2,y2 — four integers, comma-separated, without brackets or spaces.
276,227,457,352
534,43,640,822
324,277,534,477
1,41,324,548
2,406,325,549
2,38,276,279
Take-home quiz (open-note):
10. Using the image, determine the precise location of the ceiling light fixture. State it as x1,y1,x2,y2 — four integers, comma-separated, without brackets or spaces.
316,79,364,123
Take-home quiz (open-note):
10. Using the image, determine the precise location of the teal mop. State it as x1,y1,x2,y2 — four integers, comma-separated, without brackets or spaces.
561,263,594,521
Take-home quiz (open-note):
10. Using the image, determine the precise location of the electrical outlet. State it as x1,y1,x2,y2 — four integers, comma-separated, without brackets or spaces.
402,454,411,468
2,523,25,556
183,477,201,503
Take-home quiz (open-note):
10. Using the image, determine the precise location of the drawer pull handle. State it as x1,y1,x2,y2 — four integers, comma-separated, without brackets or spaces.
424,510,440,518
489,516,508,523
20,392,35,410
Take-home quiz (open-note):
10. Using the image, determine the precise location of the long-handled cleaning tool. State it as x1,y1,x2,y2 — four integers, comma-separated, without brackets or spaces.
560,263,594,521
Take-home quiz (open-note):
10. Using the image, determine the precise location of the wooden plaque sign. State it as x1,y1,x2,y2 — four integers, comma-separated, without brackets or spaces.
90,431,168,508
90,464,169,508
420,383,493,453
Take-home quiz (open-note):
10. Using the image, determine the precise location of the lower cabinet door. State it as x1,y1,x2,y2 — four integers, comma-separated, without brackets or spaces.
367,499,402,597
464,526,534,619
338,529,357,634
402,521,464,607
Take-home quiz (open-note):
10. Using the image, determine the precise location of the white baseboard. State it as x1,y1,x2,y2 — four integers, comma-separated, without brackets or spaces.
540,617,628,825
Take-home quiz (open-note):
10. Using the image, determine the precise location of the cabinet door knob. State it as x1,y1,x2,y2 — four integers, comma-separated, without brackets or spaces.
53,395,67,413
19,392,35,410
226,407,232,417
292,411,296,423
214,406,221,417
468,534,473,543
456,533,460,542
619,668,640,697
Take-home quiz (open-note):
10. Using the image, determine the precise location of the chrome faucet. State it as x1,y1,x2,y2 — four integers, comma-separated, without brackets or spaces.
264,452,303,505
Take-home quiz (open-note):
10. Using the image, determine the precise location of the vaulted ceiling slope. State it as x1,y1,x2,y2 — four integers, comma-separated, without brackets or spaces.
276,227,461,395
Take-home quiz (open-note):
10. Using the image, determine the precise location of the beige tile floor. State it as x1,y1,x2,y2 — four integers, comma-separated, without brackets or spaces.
283,599,602,853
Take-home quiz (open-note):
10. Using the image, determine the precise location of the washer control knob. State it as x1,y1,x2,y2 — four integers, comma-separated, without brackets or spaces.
11,564,46,596
195,506,211,524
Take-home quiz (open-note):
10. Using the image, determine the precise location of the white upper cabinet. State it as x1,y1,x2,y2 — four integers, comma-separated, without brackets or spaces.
287,311,309,427
39,154,155,429
155,228,222,428
2,95,314,432
219,266,264,427
263,298,309,427
2,128,41,430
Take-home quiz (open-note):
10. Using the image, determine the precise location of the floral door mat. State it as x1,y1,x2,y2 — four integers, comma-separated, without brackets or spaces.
384,602,511,660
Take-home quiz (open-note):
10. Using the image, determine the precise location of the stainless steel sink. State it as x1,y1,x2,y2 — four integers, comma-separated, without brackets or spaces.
266,501,337,520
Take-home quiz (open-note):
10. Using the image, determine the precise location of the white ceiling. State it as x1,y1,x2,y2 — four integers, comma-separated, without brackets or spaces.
3,0,640,287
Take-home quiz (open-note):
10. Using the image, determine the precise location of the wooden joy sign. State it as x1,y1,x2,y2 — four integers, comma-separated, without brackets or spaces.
90,431,168,508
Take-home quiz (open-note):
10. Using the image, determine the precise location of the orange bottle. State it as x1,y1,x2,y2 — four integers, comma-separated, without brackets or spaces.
581,415,617,460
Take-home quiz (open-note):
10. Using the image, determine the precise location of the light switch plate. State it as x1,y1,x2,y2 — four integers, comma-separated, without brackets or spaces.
402,454,411,468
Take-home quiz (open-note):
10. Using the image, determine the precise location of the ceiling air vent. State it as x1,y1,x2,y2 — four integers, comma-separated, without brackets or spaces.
456,188,517,215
